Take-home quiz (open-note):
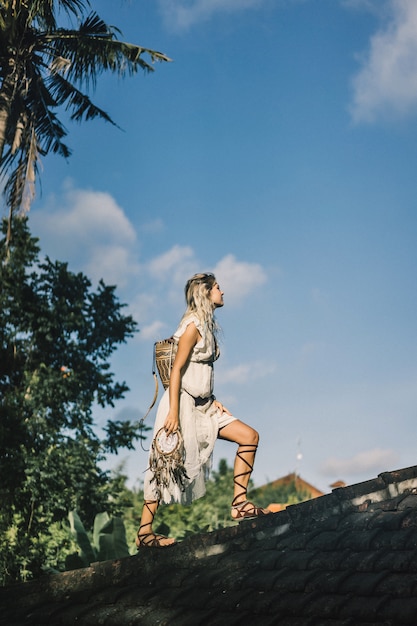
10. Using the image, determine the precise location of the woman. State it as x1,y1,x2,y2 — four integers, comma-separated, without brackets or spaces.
136,272,270,548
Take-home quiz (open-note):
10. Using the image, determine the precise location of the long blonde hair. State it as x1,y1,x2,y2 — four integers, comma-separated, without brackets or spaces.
181,272,219,335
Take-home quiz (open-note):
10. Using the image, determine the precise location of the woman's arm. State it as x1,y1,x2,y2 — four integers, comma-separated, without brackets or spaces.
163,322,200,435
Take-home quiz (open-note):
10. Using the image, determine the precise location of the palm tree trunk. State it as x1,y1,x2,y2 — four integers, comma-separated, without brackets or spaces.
0,69,17,163
0,67,20,245
0,80,12,244
0,102,10,164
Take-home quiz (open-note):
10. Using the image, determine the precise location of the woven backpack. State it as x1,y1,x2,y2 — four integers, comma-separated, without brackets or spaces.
140,337,178,423
154,337,178,390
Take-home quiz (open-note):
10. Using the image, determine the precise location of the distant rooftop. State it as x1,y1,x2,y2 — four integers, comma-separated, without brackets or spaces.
254,471,326,499
1,464,417,625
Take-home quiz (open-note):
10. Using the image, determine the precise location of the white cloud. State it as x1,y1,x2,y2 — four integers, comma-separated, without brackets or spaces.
213,254,267,306
350,0,417,123
30,182,140,287
157,0,265,31
147,244,196,281
128,292,159,328
30,185,268,332
40,183,136,243
141,218,165,234
320,448,399,478
85,244,139,288
147,250,267,307
139,320,167,341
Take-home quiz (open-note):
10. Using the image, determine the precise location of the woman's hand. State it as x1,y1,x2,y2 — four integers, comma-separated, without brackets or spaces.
164,410,179,435
213,399,231,416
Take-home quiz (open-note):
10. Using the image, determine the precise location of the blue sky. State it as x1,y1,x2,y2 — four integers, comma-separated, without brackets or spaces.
24,0,417,494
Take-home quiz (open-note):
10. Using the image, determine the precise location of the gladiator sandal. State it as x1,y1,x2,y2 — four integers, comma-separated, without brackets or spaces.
136,500,177,548
231,444,271,521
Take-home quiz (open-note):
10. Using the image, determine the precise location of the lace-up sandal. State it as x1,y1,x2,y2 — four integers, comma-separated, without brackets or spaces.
231,499,270,521
136,500,176,548
136,532,176,548
231,444,271,521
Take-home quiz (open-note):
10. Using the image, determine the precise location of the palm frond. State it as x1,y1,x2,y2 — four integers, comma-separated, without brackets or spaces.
43,12,171,88
11,111,27,154
56,0,90,16
47,72,115,125
4,127,39,217
26,0,90,29
28,64,71,157
21,127,37,213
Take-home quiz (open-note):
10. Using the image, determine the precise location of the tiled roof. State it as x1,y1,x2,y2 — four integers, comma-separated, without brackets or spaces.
254,471,326,499
2,465,417,625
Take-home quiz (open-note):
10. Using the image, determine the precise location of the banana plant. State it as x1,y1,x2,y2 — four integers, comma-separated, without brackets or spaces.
68,510,130,568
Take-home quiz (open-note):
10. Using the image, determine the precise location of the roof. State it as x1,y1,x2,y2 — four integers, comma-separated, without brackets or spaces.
255,471,326,500
1,464,417,625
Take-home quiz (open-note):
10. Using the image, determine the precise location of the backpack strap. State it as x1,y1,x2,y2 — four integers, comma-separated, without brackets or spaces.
138,344,160,451
140,370,159,425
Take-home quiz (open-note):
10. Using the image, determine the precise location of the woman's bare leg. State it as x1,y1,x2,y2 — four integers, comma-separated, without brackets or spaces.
219,420,271,519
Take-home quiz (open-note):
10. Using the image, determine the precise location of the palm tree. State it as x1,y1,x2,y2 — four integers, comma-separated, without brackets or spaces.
0,0,170,241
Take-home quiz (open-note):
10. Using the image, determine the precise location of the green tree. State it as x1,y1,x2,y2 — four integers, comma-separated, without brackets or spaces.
0,216,142,584
0,0,170,238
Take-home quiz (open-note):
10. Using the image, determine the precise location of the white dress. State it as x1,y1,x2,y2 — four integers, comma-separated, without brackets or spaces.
143,314,236,505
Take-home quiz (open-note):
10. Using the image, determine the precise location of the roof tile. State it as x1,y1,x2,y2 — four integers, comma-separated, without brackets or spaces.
338,595,389,621
2,465,417,625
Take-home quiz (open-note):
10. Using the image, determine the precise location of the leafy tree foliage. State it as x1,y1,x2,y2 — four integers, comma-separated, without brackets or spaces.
0,217,141,584
0,0,170,233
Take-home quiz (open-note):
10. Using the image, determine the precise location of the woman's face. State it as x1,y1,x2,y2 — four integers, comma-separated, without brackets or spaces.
210,282,224,308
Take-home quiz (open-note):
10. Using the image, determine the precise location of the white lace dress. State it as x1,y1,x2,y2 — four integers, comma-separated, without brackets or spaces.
143,314,236,505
